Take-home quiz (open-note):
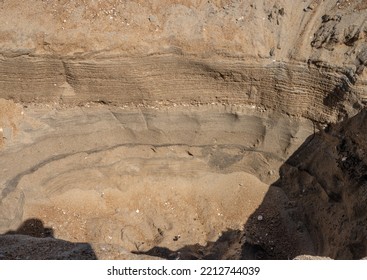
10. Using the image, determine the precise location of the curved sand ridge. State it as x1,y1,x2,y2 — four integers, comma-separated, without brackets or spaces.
0,103,312,258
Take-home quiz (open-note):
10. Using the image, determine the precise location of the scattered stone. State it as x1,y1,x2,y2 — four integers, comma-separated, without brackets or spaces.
148,15,159,26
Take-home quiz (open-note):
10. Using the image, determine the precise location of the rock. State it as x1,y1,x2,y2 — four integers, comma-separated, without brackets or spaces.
357,47,367,65
148,15,159,25
344,25,360,46
311,19,340,50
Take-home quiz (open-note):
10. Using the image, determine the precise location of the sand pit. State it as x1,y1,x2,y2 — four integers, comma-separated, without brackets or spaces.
0,102,314,259
1,0,367,260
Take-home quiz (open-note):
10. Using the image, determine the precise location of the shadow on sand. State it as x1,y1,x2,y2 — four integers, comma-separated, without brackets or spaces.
0,218,97,260
134,110,367,260
132,133,321,260
133,181,315,260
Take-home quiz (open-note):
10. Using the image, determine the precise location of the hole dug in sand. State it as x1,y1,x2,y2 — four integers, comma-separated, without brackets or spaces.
0,103,314,259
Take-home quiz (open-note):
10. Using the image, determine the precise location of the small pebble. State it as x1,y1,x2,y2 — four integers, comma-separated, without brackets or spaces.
257,215,263,221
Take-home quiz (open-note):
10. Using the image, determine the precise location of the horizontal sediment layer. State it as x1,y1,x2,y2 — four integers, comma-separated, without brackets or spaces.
0,55,360,122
